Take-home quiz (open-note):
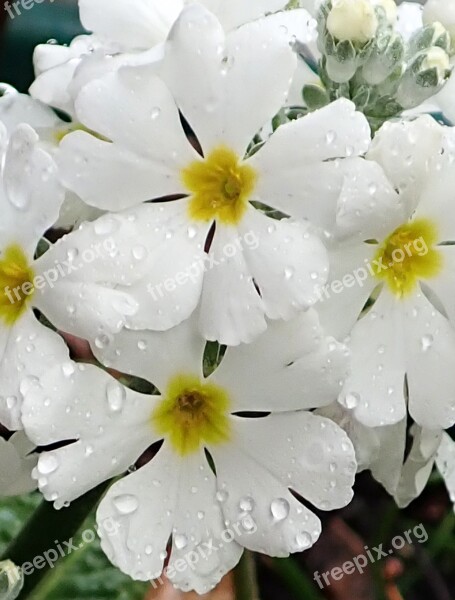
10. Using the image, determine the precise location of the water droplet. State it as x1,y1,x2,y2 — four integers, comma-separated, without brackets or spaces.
216,490,228,503
5,396,17,409
271,498,290,521
106,380,126,413
326,130,337,144
339,391,360,410
239,497,254,512
95,333,112,349
38,454,59,475
85,445,94,457
284,267,295,280
61,362,75,377
151,107,161,120
421,334,434,352
295,532,312,549
132,245,147,261
113,494,138,515
174,534,188,550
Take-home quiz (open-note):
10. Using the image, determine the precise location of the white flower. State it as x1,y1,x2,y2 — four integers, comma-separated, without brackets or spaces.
0,432,37,496
0,123,137,428
317,117,455,430
30,0,312,119
22,311,355,593
58,5,371,345
0,86,102,229
317,402,449,509
326,0,379,44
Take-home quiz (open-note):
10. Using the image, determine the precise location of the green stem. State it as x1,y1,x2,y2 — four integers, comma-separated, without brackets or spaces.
2,482,109,599
234,551,261,600
271,557,325,600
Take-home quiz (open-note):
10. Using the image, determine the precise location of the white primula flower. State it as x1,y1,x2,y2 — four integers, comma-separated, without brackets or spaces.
0,432,37,496
30,0,314,118
318,402,450,509
0,122,137,428
0,86,102,229
22,312,355,593
317,117,455,430
58,5,371,345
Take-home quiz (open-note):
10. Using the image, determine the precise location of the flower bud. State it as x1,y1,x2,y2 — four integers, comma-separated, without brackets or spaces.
397,46,452,109
326,0,378,44
421,45,451,77
372,0,397,25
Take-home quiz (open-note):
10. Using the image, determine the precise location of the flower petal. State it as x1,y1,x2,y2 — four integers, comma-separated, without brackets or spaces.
97,445,238,593
210,412,356,556
92,313,206,392
404,290,455,429
239,208,328,320
202,0,287,31
436,432,455,507
413,138,455,242
0,313,69,430
97,444,178,581
22,362,155,507
316,242,377,341
394,426,442,508
367,116,443,213
161,4,297,156
198,226,267,345
59,69,196,210
79,0,183,49
0,125,63,255
211,309,348,412
342,290,407,427
0,432,37,496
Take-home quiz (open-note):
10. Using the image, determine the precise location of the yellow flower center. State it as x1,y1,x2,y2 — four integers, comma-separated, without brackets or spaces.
182,146,257,225
151,374,231,456
373,219,442,297
0,245,35,326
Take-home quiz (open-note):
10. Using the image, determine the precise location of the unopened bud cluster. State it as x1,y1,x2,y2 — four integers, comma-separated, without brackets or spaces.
301,0,453,130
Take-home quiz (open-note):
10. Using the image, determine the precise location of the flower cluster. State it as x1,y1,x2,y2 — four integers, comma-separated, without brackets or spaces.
0,0,455,594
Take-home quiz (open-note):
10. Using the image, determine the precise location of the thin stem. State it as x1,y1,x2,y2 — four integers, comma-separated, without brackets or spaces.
234,551,261,600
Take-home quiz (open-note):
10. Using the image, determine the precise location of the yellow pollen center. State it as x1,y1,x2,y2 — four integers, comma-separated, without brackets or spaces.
0,245,35,326
151,374,231,456
182,146,257,225
373,219,442,297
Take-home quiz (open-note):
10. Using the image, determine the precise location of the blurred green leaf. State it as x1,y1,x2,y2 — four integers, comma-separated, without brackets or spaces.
29,512,149,600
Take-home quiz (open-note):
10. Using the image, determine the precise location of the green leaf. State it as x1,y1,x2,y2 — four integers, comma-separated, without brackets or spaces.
0,493,41,555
